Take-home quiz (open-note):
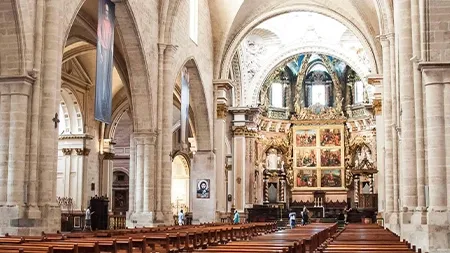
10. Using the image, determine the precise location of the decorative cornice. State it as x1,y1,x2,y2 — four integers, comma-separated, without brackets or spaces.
0,75,35,84
367,74,383,85
231,126,258,137
418,61,450,70
213,79,234,91
58,134,94,140
75,148,90,156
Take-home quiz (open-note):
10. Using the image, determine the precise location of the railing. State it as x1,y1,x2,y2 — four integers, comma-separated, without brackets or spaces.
109,215,126,230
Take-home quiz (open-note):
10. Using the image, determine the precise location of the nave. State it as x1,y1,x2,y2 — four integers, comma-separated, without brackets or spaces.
0,222,423,253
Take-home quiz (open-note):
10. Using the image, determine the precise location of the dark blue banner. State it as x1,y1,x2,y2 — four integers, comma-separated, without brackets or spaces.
180,67,190,146
95,0,115,124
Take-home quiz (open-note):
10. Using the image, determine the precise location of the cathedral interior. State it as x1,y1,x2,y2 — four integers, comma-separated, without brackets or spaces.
0,0,449,252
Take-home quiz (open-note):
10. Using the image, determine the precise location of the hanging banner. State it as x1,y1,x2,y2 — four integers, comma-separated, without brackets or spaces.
180,67,190,146
94,0,115,124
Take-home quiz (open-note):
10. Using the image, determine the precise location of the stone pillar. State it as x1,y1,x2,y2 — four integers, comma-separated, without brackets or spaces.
213,80,232,214
36,0,62,234
191,150,216,223
128,132,156,226
160,45,177,223
75,148,90,210
379,36,394,220
100,152,114,211
389,32,400,229
229,108,249,212
126,135,135,227
419,62,450,253
0,76,33,235
411,0,426,219
395,0,417,220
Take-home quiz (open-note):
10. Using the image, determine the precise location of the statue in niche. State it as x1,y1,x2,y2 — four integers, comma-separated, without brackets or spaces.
266,148,280,170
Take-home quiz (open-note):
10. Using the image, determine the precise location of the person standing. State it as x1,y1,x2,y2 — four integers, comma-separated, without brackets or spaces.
84,206,94,231
301,206,309,226
288,210,297,229
233,210,240,224
343,206,352,224
178,209,185,226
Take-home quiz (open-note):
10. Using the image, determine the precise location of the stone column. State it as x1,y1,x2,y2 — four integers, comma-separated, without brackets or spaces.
128,132,157,226
76,148,90,210
389,32,400,224
36,0,62,233
0,89,10,204
419,62,450,252
229,108,249,211
100,152,114,211
191,150,216,223
420,63,448,212
411,0,426,218
213,80,232,214
160,45,177,223
126,135,135,227
395,0,417,217
62,148,73,197
379,36,394,219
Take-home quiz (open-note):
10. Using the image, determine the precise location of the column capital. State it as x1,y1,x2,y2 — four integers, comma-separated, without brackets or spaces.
418,62,450,85
100,152,115,160
75,148,90,156
133,131,157,145
61,148,73,156
213,79,233,91
216,103,228,119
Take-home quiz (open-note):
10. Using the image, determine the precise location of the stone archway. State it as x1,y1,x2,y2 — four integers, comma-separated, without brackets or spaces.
170,58,215,223
171,155,190,216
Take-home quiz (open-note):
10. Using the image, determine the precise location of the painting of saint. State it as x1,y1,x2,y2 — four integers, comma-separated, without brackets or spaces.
320,128,341,146
296,149,317,167
295,129,317,147
320,149,342,167
321,169,342,187
296,170,317,187
196,179,210,199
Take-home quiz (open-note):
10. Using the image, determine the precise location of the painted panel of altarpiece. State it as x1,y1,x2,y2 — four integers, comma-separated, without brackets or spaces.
292,125,345,190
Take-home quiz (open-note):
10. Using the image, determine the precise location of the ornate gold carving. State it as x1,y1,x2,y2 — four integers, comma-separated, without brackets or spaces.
292,104,345,121
372,99,382,115
75,148,90,156
231,126,258,137
62,148,73,156
216,103,228,119
103,152,115,160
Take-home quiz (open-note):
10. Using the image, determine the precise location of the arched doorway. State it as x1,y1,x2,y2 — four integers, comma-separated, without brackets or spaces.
171,155,190,216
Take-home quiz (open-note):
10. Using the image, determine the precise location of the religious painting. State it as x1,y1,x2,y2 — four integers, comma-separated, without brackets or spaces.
196,179,210,199
320,169,342,187
94,0,115,124
320,128,341,146
296,170,317,187
295,129,317,147
320,149,342,167
295,149,317,168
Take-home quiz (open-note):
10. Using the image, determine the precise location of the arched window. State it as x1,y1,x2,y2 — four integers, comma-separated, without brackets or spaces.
270,82,284,108
189,0,198,44
304,69,333,107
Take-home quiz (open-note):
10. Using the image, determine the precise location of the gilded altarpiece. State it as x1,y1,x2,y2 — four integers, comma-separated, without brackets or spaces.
292,125,345,191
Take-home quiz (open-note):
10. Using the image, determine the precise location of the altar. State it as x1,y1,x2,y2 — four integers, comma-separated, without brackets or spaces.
231,53,379,223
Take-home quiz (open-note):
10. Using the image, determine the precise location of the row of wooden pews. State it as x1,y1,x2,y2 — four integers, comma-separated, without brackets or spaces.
0,222,277,253
191,223,338,253
318,224,426,253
